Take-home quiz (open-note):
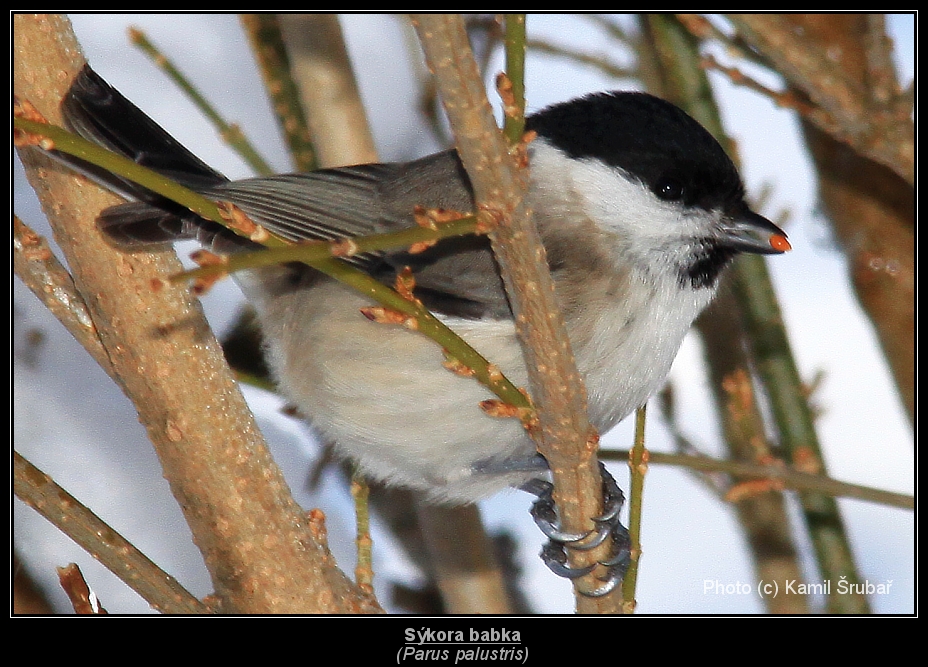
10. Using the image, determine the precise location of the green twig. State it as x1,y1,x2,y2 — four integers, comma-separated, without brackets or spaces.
642,13,869,614
502,14,526,145
620,405,647,613
14,116,237,233
129,26,275,176
239,14,318,172
15,112,530,414
311,255,530,411
351,471,374,591
173,215,481,284
599,448,913,510
732,250,870,613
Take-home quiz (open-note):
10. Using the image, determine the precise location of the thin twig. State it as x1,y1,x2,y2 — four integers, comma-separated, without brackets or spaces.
598,449,912,510
525,38,635,80
675,13,770,71
129,27,274,176
501,14,526,145
700,53,817,115
14,115,237,237
620,406,648,613
351,473,374,592
582,13,632,44
57,563,108,614
172,213,482,286
13,215,114,380
15,452,210,614
239,14,318,172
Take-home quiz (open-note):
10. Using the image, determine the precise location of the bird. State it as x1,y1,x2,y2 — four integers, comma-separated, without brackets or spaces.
60,64,789,593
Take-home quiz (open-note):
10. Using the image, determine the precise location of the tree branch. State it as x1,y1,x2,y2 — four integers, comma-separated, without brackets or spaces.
411,14,620,613
277,13,378,167
14,13,378,614
270,13,513,614
15,452,209,614
240,14,318,172
13,215,113,379
726,14,913,186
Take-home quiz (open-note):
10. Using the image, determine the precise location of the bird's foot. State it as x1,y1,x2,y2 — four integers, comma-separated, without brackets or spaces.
522,462,631,597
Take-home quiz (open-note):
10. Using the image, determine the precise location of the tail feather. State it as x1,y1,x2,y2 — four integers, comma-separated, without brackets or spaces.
95,201,247,252
62,64,227,192
61,65,252,250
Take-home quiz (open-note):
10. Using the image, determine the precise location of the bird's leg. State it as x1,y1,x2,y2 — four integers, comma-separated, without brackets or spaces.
521,462,631,597
470,452,550,475
473,453,630,596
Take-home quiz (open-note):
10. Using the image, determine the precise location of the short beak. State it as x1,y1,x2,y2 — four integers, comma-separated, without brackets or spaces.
721,209,791,255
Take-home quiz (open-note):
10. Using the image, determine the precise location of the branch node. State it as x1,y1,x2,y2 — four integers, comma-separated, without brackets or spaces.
442,353,477,377
217,200,269,243
393,267,420,305
13,97,52,147
360,306,419,331
329,238,360,257
189,249,229,294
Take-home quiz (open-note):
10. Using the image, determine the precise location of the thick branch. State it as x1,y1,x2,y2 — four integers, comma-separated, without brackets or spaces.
272,13,512,614
277,13,378,167
726,14,913,186
411,14,619,613
14,13,377,614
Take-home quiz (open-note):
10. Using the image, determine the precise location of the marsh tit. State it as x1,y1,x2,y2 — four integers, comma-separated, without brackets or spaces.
61,65,788,589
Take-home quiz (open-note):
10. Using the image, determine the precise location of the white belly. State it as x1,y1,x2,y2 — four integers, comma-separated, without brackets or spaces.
247,269,714,503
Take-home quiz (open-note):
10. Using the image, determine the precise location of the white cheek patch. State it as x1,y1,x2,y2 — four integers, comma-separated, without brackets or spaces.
529,139,718,260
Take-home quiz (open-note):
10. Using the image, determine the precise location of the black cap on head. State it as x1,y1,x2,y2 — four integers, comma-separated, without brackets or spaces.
526,92,745,214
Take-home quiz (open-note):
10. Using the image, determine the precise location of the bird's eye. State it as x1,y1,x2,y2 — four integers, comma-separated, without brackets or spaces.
654,176,685,201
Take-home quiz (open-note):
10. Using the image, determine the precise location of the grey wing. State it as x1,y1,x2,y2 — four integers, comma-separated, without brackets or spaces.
209,150,511,319
205,165,392,244
379,151,511,319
